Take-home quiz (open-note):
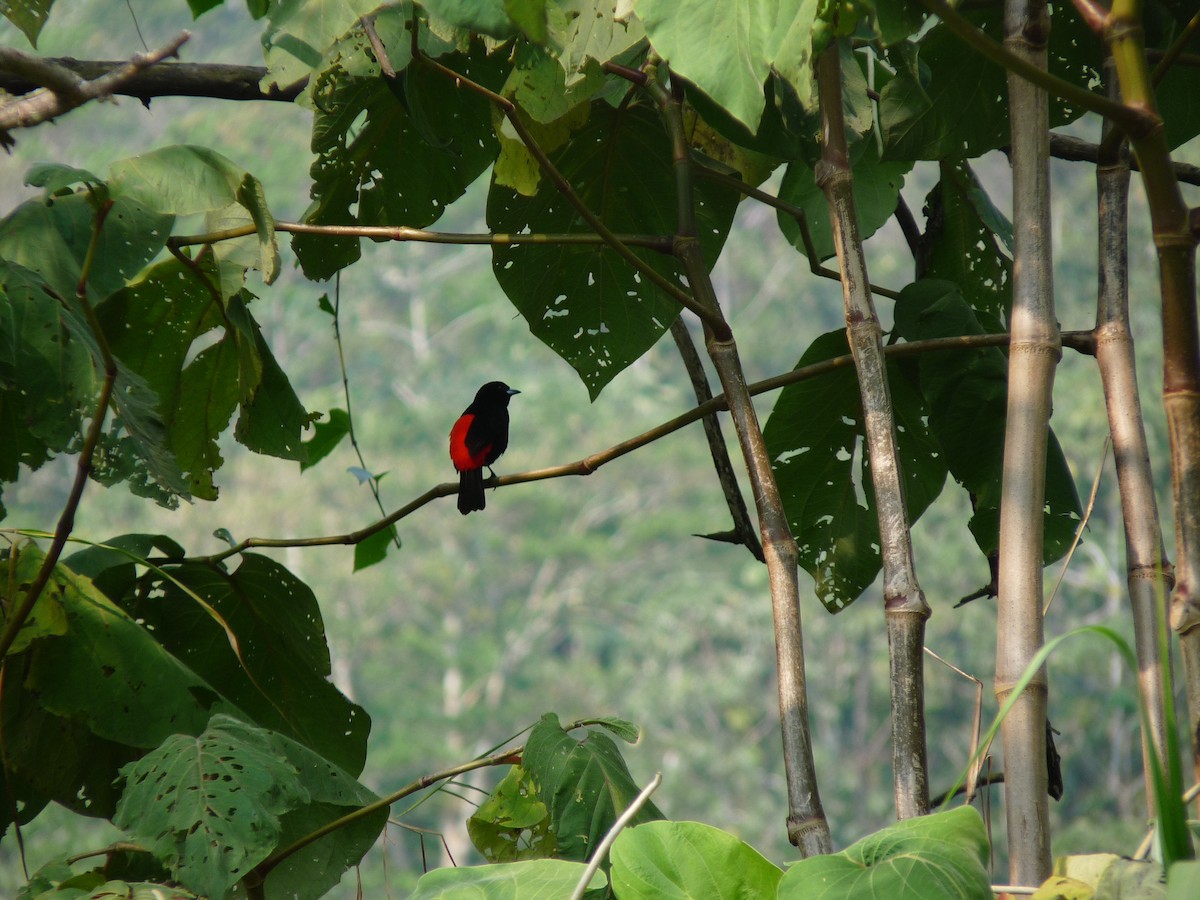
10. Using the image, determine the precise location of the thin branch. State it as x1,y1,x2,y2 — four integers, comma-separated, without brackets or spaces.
0,33,190,137
169,221,674,254
172,329,1096,566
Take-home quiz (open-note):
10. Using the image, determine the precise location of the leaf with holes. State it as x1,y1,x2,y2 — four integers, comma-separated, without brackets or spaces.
763,330,946,612
522,712,663,862
892,280,1082,562
468,765,557,863
488,103,739,398
920,160,1012,322
132,553,371,776
114,715,308,900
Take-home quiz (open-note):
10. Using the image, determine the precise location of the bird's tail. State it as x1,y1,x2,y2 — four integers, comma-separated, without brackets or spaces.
458,467,486,515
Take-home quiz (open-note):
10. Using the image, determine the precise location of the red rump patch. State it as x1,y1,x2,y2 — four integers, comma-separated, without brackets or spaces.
450,414,490,471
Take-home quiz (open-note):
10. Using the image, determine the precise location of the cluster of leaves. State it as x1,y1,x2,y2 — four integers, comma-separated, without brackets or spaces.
4,536,379,898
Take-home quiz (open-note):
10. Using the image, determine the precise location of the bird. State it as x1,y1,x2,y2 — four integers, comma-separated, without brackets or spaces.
449,381,519,515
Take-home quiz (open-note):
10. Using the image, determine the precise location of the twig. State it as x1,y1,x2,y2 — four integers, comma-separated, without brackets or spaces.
1043,436,1110,616
568,772,662,900
0,33,190,136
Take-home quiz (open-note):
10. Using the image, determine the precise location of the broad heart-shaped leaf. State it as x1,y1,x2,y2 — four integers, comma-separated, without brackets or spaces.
777,137,912,263
779,806,991,900
130,553,370,776
409,859,605,899
636,0,821,131
879,6,1102,161
467,765,557,863
522,712,664,862
763,330,947,612
488,102,740,398
293,43,507,280
115,715,309,900
17,544,216,749
892,280,1082,562
610,820,783,900
0,261,95,481
920,160,1012,323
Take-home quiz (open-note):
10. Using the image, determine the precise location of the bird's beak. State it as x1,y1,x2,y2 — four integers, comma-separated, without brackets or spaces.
507,388,521,396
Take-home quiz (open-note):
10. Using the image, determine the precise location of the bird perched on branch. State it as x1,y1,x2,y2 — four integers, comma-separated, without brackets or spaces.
449,381,519,515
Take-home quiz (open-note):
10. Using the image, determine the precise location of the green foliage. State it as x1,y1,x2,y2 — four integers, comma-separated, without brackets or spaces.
779,806,992,899
408,858,605,898
764,330,946,612
610,819,783,898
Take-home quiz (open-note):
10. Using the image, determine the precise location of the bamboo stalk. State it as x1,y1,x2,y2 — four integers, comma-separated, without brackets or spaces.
1092,66,1173,814
995,0,1057,884
1104,0,1200,800
815,44,931,820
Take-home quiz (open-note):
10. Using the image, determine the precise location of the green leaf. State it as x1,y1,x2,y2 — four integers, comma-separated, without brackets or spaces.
1156,62,1200,151
260,0,384,91
779,806,992,900
114,715,308,900
592,716,640,743
763,330,947,612
1095,857,1168,899
19,543,215,749
488,103,739,398
1,0,53,46
24,162,105,195
637,0,821,131
1168,861,1200,900
777,137,912,262
0,260,94,480
422,0,521,38
551,0,647,89
353,525,399,571
294,43,506,280
467,765,557,862
522,712,663,862
892,280,1082,562
233,314,315,462
611,820,783,899
136,553,371,775
920,160,1012,321
865,0,926,45
3,540,69,654
301,407,350,471
408,859,605,898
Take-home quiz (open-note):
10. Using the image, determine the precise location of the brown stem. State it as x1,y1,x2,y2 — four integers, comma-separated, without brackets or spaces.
817,43,930,820
996,0,1056,884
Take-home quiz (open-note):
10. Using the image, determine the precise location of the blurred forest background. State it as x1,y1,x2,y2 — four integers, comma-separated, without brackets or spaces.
1,1,1195,895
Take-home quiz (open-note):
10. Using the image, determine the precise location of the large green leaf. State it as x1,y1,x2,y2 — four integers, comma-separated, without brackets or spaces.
133,553,371,775
467,765,557,862
763,330,947,612
0,261,94,481
232,307,315,462
892,280,1082,562
17,544,215,749
920,160,1012,322
610,820,783,899
636,0,821,131
552,0,646,88
522,713,664,862
409,859,605,898
114,716,309,900
778,806,991,899
879,6,1102,162
777,137,912,262
294,43,507,280
487,102,739,398
259,0,385,91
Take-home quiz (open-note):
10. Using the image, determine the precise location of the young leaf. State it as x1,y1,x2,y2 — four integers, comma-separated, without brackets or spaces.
353,524,399,571
487,103,739,399
114,715,308,900
610,820,783,900
522,713,664,862
778,806,991,899
763,330,947,612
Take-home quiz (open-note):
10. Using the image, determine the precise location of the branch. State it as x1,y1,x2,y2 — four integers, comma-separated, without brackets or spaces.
0,58,303,103
0,33,190,139
177,329,1096,567
1045,133,1200,185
